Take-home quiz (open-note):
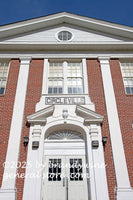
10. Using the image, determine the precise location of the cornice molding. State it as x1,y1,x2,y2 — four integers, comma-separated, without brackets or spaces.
0,42,133,51
76,105,104,124
27,105,55,124
0,12,133,40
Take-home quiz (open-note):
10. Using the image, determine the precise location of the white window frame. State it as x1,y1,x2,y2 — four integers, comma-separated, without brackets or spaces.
42,59,88,95
0,61,10,95
120,62,133,94
44,59,88,95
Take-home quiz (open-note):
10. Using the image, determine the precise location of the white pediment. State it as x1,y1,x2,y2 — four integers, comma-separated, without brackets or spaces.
1,23,129,44
27,104,104,125
27,105,54,124
0,12,133,40
76,105,104,124
0,12,133,51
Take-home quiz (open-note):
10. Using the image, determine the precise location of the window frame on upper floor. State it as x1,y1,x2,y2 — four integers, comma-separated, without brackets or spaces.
42,57,89,96
120,62,133,95
47,60,84,95
0,61,10,95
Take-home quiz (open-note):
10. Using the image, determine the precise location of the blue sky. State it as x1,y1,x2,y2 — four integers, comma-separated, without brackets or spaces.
0,0,132,27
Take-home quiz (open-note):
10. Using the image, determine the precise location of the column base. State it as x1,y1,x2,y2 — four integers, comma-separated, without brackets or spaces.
0,189,16,200
116,188,133,200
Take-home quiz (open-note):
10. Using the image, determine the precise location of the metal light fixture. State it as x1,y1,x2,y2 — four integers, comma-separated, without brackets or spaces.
24,135,29,149
32,141,39,150
92,140,99,148
102,135,108,147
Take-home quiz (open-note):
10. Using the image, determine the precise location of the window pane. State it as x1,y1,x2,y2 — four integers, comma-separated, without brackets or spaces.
69,159,83,181
125,87,130,94
0,62,9,95
48,159,61,181
0,88,5,94
48,87,52,94
49,63,63,77
67,78,83,94
48,79,63,94
121,63,133,94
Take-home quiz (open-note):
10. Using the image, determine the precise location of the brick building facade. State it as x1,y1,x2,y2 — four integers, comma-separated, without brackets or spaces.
0,12,133,200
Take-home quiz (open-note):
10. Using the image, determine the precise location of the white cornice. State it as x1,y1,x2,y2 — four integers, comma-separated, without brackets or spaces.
0,12,133,40
76,105,104,124
27,105,54,124
0,42,133,51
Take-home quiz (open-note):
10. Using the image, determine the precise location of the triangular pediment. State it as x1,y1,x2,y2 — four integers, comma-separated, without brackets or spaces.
27,104,103,125
2,23,129,43
27,105,54,124
0,12,133,50
76,105,104,124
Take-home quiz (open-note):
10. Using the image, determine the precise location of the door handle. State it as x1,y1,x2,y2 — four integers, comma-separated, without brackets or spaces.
63,177,65,187
66,177,68,188
66,177,68,200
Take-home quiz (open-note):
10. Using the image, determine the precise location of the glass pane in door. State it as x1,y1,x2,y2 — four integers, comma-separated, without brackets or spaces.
48,159,61,181
70,158,83,181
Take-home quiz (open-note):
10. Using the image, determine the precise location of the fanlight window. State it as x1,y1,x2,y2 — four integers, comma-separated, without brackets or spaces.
47,130,83,140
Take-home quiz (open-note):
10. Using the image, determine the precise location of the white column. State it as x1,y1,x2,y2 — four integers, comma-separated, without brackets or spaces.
0,57,31,200
89,124,109,200
63,61,67,94
42,59,48,95
23,125,44,200
86,131,97,200
99,57,133,200
82,59,89,94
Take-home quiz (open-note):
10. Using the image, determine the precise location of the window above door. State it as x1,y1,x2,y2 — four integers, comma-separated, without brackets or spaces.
47,60,84,94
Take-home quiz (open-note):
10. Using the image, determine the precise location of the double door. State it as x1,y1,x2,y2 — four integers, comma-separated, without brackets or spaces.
43,155,88,200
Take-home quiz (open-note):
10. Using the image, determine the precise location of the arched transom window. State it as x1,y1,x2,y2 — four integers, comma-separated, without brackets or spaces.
47,130,84,140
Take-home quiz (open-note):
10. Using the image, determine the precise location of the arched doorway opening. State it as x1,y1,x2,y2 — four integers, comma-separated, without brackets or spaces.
42,128,89,200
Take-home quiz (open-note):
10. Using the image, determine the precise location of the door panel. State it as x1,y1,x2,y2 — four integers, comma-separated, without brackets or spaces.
43,155,88,200
66,156,88,200
43,156,66,200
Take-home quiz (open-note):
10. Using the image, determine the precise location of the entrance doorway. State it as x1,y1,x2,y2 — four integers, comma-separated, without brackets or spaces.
42,130,88,200
43,155,88,200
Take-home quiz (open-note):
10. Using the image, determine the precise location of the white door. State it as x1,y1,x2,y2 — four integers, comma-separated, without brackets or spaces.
43,155,88,200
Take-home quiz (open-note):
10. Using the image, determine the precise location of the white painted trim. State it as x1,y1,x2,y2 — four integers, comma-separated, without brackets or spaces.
23,125,43,200
99,57,133,199
1,42,133,51
89,124,109,200
0,53,133,60
63,61,67,93
0,12,133,40
82,59,89,94
42,59,48,94
0,57,31,200
23,104,109,200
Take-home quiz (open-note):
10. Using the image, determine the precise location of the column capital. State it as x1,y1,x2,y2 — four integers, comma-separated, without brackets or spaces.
19,57,32,65
98,57,110,64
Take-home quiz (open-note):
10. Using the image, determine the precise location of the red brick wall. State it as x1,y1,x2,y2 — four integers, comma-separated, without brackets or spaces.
86,59,116,200
15,59,44,200
110,59,133,187
0,59,20,187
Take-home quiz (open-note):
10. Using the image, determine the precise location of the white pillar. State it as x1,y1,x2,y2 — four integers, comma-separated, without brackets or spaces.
42,59,48,95
99,57,133,200
0,57,31,200
86,130,97,200
82,58,89,94
89,124,109,200
23,125,44,200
